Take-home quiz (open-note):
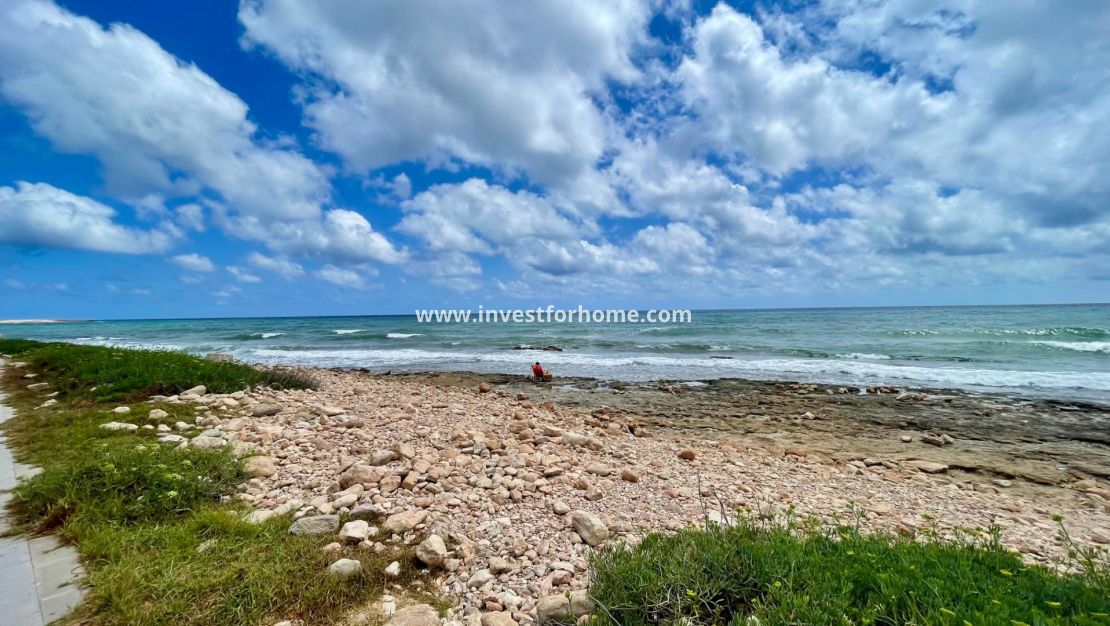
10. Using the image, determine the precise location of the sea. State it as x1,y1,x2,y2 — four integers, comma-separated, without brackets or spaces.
3,304,1108,404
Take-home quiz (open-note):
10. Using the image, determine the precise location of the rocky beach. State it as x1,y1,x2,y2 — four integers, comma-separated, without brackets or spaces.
99,365,1110,625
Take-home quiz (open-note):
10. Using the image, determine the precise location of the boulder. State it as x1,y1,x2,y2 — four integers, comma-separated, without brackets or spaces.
327,558,362,578
112,406,131,414
339,464,382,489
189,435,227,450
183,385,207,396
252,403,281,417
536,590,593,624
382,510,428,534
339,520,371,544
100,422,138,432
386,604,439,626
244,456,277,478
567,510,609,546
288,515,340,536
148,408,169,420
415,534,447,568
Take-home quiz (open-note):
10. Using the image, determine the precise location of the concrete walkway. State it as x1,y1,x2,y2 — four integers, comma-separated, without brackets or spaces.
1,364,86,625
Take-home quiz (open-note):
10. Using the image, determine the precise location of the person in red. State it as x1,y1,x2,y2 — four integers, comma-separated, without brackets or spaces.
531,362,548,382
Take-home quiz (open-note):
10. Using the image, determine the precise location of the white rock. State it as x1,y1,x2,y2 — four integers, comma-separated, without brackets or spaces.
415,534,447,568
567,510,609,546
340,520,372,544
100,422,138,432
328,558,362,578
148,408,169,420
111,406,131,414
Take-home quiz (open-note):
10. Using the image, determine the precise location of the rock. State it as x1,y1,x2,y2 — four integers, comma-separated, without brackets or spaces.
993,479,1013,488
190,435,227,449
158,434,187,445
552,500,571,515
148,408,169,420
252,403,281,417
1091,532,1109,545
27,382,49,391
908,460,949,474
382,510,428,534
619,468,640,482
585,463,611,476
567,510,609,546
536,590,593,624
415,534,447,568
482,612,517,626
489,556,512,574
468,569,494,588
340,520,372,544
205,352,234,362
318,405,346,417
384,561,402,578
370,449,400,465
100,422,138,432
921,434,946,447
288,515,340,536
560,432,600,450
328,558,362,578
245,509,275,524
183,385,207,396
899,435,913,443
112,406,131,414
479,382,492,393
677,447,696,461
386,604,439,626
244,456,277,478
339,464,381,489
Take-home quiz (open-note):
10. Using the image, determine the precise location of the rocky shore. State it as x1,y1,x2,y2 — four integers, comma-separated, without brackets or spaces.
103,367,1110,624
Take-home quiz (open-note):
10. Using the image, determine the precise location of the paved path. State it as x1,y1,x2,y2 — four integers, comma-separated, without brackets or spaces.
1,364,85,625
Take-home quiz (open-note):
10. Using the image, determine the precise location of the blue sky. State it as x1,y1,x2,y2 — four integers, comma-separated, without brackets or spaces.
1,0,1107,319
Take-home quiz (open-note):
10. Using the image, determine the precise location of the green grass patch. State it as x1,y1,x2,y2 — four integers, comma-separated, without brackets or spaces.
2,341,424,625
0,338,313,404
590,518,1110,626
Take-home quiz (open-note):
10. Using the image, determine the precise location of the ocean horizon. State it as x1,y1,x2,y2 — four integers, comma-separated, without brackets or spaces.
4,303,1108,404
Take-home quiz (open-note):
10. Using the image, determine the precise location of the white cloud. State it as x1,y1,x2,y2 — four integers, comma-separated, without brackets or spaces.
227,266,262,283
171,253,215,272
0,0,329,221
0,181,175,254
247,252,305,279
238,0,652,191
315,264,365,289
5,278,26,290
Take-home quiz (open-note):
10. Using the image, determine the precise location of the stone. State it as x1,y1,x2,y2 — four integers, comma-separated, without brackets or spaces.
585,463,611,476
328,558,362,578
619,468,640,482
386,604,439,626
489,556,512,574
468,569,494,588
148,408,169,420
552,500,571,515
479,382,492,393
112,406,131,414
340,520,372,544
560,432,600,450
183,385,207,396
252,403,281,417
536,590,593,624
899,435,913,443
158,434,187,445
100,421,138,432
415,534,447,568
318,405,346,417
567,510,609,546
993,479,1013,488
677,448,696,461
244,456,277,478
190,435,227,449
921,434,947,447
339,464,382,489
382,510,429,534
370,449,401,465
288,515,340,536
384,560,402,577
482,612,517,626
908,460,949,474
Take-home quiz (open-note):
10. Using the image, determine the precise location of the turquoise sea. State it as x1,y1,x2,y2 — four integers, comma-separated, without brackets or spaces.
4,304,1108,403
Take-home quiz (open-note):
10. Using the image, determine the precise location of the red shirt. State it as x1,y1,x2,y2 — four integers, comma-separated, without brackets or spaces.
531,364,544,377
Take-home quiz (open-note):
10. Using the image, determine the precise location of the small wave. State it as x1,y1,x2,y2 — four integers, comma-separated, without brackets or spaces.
261,332,284,339
837,352,893,360
334,329,363,335
1032,341,1110,353
387,333,423,339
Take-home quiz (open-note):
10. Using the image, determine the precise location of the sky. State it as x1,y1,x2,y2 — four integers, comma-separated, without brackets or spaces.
0,0,1108,319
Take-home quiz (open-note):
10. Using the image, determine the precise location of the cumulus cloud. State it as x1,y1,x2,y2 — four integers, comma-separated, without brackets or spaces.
0,181,175,254
171,253,215,272
0,0,330,221
239,0,652,192
227,266,262,283
247,252,305,279
315,264,365,289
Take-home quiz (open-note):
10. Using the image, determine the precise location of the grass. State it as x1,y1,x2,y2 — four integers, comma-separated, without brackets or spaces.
1,339,426,626
0,338,313,404
590,517,1110,626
